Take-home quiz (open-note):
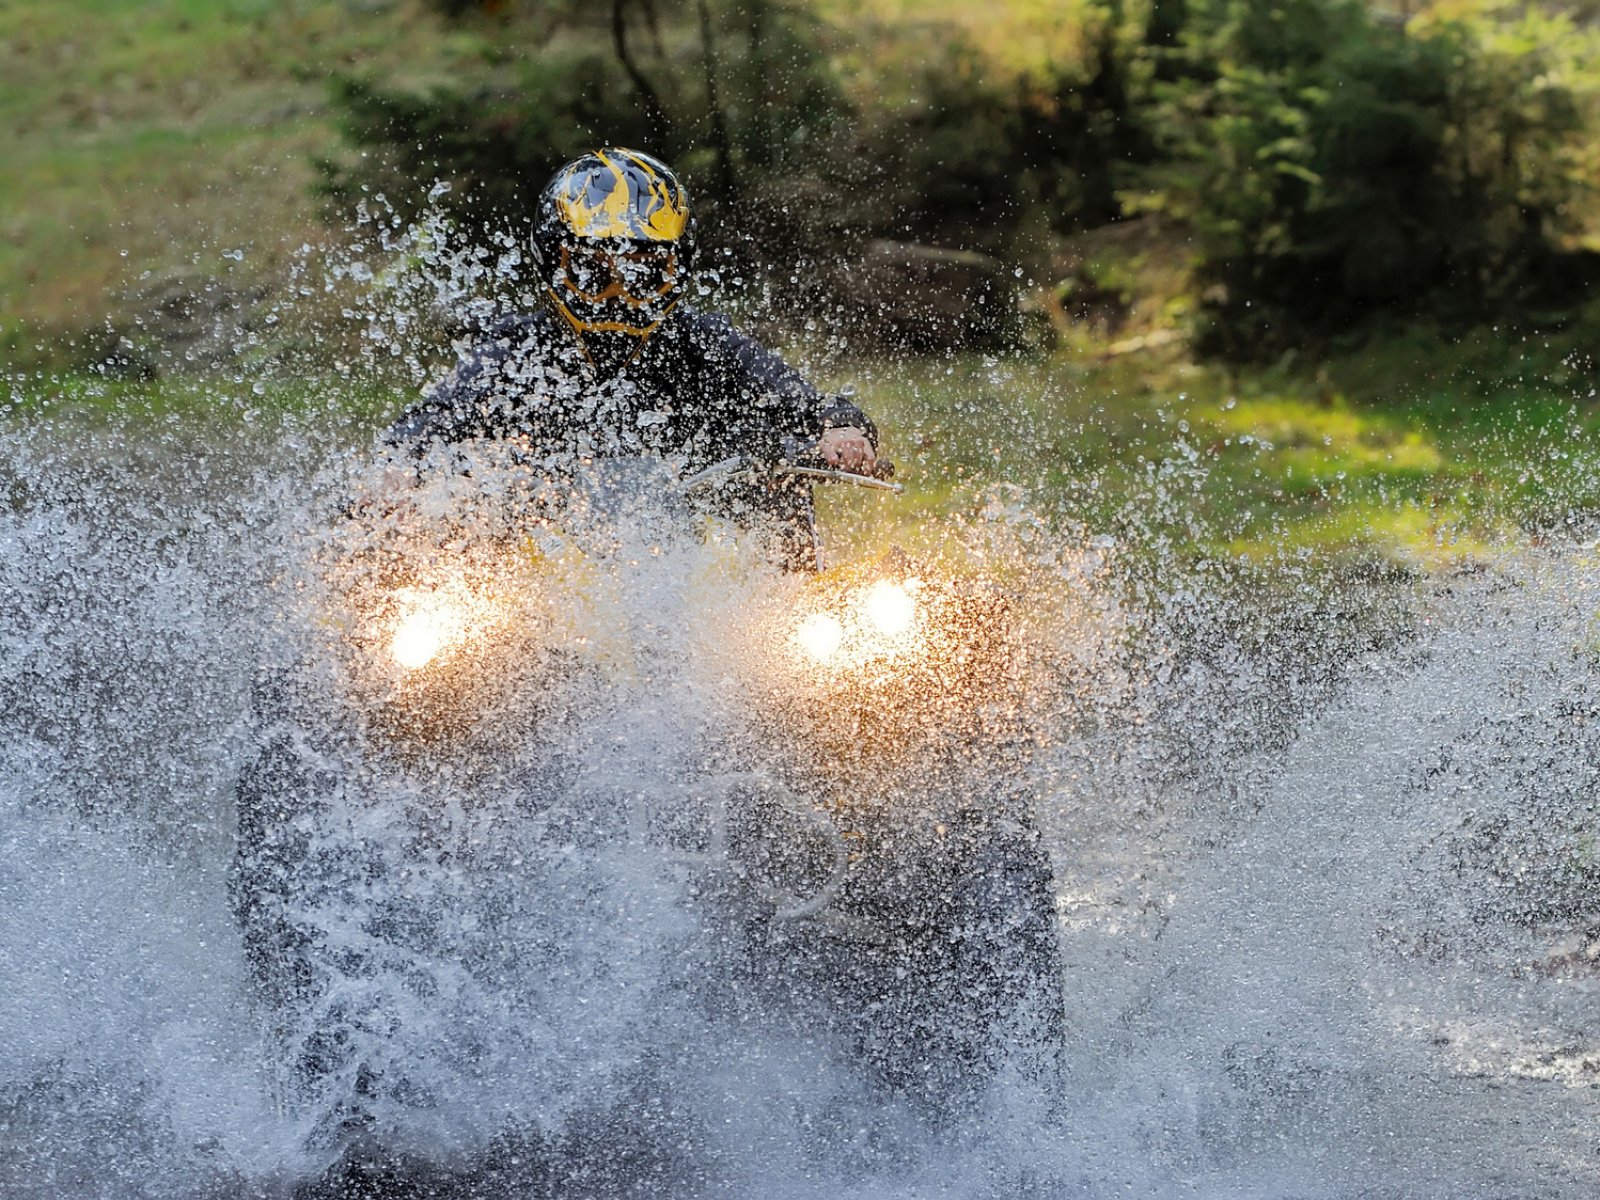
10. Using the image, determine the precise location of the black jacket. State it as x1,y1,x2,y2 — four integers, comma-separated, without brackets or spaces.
386,308,873,464
382,307,876,569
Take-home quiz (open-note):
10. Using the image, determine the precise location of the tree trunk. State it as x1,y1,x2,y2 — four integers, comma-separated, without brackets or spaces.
611,0,672,151
696,0,739,197
746,0,773,168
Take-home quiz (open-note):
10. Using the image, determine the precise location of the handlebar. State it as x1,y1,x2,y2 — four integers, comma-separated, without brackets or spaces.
680,446,903,495
777,462,903,492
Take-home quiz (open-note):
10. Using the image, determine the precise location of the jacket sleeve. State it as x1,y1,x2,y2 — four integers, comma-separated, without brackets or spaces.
818,391,878,445
380,348,500,454
379,312,556,455
698,313,878,454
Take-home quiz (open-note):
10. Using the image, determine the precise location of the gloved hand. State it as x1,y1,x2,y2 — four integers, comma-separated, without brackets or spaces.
816,426,876,473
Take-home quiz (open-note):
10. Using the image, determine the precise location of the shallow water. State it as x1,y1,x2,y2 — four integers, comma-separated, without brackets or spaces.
3,399,1599,1198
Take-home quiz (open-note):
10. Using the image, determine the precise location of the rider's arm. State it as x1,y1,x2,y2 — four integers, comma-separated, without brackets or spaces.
380,316,572,464
692,312,878,465
381,345,502,453
366,332,526,517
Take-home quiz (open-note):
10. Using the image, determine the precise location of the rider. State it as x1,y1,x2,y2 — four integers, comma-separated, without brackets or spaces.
382,147,878,570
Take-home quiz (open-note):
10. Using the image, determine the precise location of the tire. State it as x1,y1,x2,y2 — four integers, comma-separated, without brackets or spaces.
229,670,371,1115
801,797,1066,1111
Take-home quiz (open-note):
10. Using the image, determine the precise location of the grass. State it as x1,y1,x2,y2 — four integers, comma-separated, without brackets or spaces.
810,334,1600,572
0,0,471,357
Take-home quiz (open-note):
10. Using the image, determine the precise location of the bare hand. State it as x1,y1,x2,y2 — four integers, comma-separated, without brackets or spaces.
816,426,877,473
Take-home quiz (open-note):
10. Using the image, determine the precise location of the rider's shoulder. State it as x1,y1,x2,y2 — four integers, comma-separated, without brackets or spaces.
420,312,550,399
667,306,771,355
667,305,732,337
475,309,560,350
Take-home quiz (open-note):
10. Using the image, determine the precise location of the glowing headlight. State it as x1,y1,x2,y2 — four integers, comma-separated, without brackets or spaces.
790,577,925,669
388,592,473,670
794,612,846,664
862,579,918,636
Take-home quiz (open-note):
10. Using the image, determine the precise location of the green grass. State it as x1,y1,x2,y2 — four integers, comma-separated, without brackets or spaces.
810,335,1600,572
0,0,472,352
6,369,405,432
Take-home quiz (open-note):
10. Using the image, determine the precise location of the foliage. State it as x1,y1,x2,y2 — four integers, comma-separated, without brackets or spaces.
319,57,656,230
319,0,1600,354
319,1,851,254
7,0,1600,367
317,0,1139,270
1132,0,1600,355
842,29,1138,256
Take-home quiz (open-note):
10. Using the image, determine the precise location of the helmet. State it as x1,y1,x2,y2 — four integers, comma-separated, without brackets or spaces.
533,148,695,362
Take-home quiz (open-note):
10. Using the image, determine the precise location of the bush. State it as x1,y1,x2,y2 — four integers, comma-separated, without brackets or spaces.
318,1,1140,275
317,0,1600,354
1136,0,1600,356
319,54,655,230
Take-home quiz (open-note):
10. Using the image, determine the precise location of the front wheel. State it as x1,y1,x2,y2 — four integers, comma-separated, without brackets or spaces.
229,670,389,1130
781,797,1065,1114
898,805,1064,1099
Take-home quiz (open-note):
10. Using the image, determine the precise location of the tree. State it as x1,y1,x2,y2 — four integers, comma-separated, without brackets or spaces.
1137,0,1599,354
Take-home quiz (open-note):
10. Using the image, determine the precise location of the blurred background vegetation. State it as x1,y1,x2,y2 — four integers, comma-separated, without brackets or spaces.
5,0,1600,565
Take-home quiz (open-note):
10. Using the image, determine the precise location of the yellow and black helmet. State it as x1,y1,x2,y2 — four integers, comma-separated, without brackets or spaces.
534,148,695,350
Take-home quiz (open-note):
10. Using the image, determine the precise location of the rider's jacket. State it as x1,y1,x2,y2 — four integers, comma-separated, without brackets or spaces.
382,307,876,570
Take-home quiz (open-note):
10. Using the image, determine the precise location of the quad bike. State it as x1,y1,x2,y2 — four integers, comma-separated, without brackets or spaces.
230,444,1065,1182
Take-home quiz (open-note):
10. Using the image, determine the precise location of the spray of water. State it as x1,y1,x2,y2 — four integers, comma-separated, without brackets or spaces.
5,213,1600,1197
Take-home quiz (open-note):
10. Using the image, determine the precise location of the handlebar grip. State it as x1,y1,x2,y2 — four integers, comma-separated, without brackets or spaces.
781,435,896,480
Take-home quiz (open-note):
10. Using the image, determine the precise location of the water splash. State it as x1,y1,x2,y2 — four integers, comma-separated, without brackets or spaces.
6,220,1600,1197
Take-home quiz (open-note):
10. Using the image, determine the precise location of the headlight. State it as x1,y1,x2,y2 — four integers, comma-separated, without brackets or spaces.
790,577,923,668
862,579,917,637
794,612,846,664
387,587,477,671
